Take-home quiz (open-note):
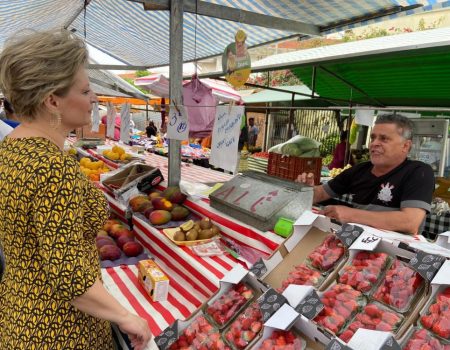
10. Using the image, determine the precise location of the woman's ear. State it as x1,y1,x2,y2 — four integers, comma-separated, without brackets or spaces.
42,93,60,115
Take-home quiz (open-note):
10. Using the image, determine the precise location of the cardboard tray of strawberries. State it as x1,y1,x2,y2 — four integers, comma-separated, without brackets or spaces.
338,301,405,343
222,301,265,350
418,286,450,342
252,329,307,350
203,282,256,330
337,251,392,296
371,258,426,315
401,327,450,350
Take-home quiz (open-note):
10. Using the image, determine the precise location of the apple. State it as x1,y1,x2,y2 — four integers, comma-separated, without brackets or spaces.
123,241,144,257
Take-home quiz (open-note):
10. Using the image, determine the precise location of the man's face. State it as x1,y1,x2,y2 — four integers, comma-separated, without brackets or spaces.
249,119,254,126
369,123,412,169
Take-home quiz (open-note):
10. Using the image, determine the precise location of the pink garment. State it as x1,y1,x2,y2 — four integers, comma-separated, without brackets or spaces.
183,76,216,138
328,141,354,170
101,114,121,140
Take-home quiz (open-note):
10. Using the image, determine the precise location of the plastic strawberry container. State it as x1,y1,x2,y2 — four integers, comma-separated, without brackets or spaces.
223,302,264,350
205,283,255,330
168,314,230,350
278,264,328,292
255,329,306,350
372,259,425,314
306,234,346,272
402,327,450,350
338,251,391,295
419,286,450,341
339,301,404,343
314,283,367,335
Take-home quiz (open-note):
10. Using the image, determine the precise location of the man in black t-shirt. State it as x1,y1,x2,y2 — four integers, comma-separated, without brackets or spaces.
297,114,434,235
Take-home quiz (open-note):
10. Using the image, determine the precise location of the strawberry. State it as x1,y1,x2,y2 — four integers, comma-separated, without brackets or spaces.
339,330,354,343
242,330,255,342
364,304,380,318
250,321,262,333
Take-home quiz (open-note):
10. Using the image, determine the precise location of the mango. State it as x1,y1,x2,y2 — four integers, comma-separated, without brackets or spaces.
171,205,190,221
129,195,151,212
149,210,172,225
163,186,187,204
99,245,121,261
123,241,144,257
151,197,173,211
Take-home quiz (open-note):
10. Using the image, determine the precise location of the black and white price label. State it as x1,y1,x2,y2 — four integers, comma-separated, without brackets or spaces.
409,251,446,281
250,258,267,278
335,224,364,248
154,320,178,350
350,231,381,251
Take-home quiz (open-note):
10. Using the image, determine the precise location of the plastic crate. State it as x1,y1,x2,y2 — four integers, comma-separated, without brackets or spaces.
267,153,322,185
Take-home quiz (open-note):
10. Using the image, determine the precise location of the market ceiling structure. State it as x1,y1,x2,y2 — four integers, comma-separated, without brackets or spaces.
1,0,449,70
242,26,450,109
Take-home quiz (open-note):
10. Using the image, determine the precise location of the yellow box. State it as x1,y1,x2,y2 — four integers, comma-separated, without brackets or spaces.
137,259,170,302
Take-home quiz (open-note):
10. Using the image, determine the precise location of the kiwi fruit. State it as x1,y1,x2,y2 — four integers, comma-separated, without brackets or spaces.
180,220,194,232
199,218,212,230
211,225,220,236
186,229,199,241
173,230,186,241
198,229,214,240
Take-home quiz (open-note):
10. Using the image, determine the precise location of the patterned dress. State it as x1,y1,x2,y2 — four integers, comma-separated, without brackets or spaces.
0,137,114,349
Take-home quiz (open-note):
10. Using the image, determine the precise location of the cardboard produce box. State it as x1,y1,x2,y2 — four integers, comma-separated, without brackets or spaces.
137,259,170,302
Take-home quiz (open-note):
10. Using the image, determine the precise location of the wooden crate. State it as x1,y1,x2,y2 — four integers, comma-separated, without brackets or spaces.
267,153,322,185
75,123,106,140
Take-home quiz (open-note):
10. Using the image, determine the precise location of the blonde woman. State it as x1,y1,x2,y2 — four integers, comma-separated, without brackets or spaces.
0,29,151,349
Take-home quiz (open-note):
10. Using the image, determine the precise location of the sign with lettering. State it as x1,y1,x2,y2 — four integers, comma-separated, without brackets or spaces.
210,105,244,173
222,30,251,88
167,105,189,141
106,102,116,139
120,103,131,143
91,102,100,132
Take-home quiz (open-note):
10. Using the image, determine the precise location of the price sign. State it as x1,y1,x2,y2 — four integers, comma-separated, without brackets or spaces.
257,288,287,322
167,105,189,141
155,320,178,350
250,258,267,278
350,231,381,251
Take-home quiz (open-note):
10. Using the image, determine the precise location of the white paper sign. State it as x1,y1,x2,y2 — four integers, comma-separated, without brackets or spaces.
350,231,381,251
91,102,100,132
167,105,189,140
120,103,131,143
210,105,244,173
106,102,116,139
355,109,375,127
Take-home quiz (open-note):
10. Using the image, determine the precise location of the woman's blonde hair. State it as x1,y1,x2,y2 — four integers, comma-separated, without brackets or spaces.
0,29,88,121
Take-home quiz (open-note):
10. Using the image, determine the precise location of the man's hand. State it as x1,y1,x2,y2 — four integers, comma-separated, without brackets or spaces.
296,172,315,186
320,205,354,223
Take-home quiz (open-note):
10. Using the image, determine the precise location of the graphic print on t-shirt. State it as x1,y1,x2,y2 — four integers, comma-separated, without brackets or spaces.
377,182,394,203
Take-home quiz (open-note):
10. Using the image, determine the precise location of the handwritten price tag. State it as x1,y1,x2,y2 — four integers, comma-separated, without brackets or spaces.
349,231,381,251
167,105,189,140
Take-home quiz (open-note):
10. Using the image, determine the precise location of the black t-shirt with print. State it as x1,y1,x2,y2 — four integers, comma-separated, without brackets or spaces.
323,159,435,212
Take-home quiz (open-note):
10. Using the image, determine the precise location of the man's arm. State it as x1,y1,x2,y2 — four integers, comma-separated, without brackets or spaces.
296,172,332,204
320,206,426,235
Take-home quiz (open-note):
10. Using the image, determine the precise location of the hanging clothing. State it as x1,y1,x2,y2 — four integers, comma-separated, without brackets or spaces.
183,76,217,138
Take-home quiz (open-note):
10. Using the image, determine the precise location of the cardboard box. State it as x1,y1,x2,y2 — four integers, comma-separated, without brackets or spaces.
76,123,106,140
257,211,343,292
137,259,169,302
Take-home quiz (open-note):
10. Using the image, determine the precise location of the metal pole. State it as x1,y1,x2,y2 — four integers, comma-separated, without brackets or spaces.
288,93,295,139
168,0,183,186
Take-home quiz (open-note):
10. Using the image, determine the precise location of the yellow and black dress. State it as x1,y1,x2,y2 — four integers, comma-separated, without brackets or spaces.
0,137,113,349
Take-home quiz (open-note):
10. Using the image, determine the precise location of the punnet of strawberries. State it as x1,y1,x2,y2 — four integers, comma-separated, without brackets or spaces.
314,283,366,335
256,330,305,350
372,259,424,312
307,234,345,272
339,302,403,343
339,252,390,293
224,302,263,350
279,264,325,292
206,283,254,328
420,287,450,340
168,315,231,350
403,328,450,350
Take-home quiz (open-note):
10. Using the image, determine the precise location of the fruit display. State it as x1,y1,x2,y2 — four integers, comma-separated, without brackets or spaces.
251,152,269,159
329,164,352,178
256,330,305,350
102,145,132,162
403,329,450,350
372,259,424,312
128,187,190,226
168,314,230,350
339,303,403,343
79,157,111,181
206,283,254,328
306,234,346,272
279,264,325,291
338,252,390,293
420,287,450,340
172,218,220,242
314,284,366,334
224,302,263,350
96,219,144,261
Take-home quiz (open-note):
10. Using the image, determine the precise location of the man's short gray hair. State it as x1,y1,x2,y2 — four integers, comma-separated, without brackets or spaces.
375,113,414,140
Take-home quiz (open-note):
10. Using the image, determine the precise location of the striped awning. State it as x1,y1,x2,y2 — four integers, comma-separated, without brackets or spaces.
1,0,449,68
